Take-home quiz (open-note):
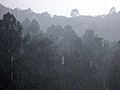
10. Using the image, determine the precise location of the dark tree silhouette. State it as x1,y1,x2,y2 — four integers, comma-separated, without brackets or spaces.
0,12,22,90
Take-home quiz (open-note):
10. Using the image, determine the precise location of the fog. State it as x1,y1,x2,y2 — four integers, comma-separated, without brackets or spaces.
1,0,120,16
0,1,120,90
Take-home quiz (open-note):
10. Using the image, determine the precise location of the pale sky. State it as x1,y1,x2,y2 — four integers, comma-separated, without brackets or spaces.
0,0,120,17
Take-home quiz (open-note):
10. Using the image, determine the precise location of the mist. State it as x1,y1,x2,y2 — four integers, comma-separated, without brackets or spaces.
0,1,120,90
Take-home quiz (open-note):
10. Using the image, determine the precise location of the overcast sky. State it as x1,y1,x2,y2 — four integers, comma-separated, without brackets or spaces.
0,0,120,17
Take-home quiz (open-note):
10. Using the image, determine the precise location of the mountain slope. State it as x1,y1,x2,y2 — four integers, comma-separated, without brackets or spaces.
0,3,120,41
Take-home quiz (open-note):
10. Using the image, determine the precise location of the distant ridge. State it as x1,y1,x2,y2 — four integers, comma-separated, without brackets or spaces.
0,3,120,41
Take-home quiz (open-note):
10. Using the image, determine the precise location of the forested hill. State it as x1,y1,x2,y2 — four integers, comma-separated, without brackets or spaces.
0,3,120,41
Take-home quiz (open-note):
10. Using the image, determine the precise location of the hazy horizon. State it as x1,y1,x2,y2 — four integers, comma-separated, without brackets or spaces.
0,1,120,90
0,0,120,17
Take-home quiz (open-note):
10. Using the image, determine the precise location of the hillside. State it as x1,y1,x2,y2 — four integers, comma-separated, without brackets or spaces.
0,3,120,41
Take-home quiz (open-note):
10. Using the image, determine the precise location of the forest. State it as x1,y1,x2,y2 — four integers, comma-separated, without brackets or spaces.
0,12,120,90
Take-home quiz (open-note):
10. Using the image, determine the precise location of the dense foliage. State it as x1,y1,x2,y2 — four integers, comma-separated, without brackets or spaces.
0,13,120,90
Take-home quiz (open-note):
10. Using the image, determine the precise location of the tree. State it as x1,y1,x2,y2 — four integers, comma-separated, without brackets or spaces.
22,17,31,33
70,9,79,17
107,42,120,90
27,19,40,33
109,7,116,14
17,32,59,90
22,18,40,34
82,29,106,90
0,12,22,90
